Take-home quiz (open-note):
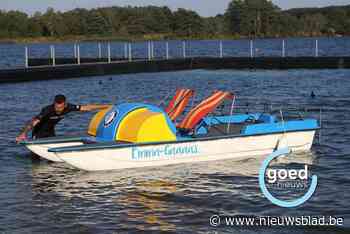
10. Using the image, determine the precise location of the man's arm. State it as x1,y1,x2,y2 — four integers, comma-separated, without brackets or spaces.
16,106,50,143
79,104,111,112
16,118,40,143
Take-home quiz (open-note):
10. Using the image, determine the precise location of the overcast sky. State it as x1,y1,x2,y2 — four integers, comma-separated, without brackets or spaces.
1,0,350,16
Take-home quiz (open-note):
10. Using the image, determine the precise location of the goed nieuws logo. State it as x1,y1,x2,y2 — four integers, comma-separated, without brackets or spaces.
259,148,318,208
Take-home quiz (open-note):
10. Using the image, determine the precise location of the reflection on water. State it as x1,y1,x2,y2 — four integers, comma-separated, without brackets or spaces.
27,151,318,232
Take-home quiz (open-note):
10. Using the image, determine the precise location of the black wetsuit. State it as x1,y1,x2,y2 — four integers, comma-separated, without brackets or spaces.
32,103,81,139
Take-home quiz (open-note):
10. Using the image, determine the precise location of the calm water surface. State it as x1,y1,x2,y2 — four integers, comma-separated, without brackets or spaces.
0,69,349,233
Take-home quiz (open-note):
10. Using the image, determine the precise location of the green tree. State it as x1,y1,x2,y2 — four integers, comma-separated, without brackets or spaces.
1,3,350,40
86,9,111,35
172,8,204,37
225,0,281,37
0,11,29,37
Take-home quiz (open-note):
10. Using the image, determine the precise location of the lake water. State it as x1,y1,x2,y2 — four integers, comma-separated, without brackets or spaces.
0,68,349,233
1,37,350,69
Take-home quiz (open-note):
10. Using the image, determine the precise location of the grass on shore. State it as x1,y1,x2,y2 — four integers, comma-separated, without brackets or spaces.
0,32,336,44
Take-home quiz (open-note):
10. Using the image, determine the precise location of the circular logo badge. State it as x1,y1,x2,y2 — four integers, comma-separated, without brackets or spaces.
104,111,117,127
258,148,318,208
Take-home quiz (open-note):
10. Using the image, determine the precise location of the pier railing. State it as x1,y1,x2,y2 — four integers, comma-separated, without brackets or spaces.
23,39,333,68
1,38,349,83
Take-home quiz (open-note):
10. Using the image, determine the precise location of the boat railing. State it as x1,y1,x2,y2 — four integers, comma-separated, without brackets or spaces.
160,94,322,125
209,101,323,124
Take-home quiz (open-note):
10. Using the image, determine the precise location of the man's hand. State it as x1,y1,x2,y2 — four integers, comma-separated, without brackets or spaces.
16,133,27,144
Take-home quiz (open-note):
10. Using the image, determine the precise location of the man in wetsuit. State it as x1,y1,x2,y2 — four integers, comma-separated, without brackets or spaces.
16,94,110,143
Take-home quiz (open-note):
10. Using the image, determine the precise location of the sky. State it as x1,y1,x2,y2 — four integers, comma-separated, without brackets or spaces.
1,0,350,17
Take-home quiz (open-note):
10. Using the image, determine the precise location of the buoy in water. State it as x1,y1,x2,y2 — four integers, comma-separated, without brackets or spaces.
311,91,316,98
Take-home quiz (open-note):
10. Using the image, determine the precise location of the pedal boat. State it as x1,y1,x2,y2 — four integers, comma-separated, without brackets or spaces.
22,90,320,171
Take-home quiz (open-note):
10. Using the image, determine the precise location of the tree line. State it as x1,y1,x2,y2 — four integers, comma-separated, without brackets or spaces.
0,0,349,41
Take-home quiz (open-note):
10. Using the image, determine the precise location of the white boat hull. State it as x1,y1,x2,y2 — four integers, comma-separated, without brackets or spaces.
26,142,84,162
54,130,316,171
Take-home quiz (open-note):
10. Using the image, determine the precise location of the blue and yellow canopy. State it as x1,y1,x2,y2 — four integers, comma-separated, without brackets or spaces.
88,103,177,143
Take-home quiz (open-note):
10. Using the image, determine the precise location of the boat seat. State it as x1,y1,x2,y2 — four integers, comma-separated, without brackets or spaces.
205,123,246,137
177,91,234,131
165,89,195,121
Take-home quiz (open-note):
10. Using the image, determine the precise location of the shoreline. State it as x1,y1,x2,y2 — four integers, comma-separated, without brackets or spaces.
0,34,346,44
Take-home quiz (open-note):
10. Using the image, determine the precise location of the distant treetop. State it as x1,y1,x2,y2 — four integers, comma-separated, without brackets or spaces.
0,1,349,40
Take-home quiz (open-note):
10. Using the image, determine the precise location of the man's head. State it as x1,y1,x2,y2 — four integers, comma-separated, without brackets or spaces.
54,94,66,113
